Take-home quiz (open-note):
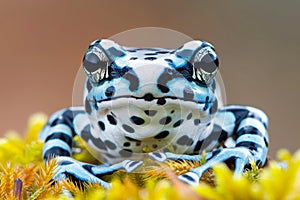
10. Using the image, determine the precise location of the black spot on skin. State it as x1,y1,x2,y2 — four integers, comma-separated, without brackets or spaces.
211,80,216,91
187,113,192,120
105,153,116,158
193,140,204,153
157,68,180,93
105,86,116,97
144,110,157,116
125,136,141,142
43,147,71,160
86,81,92,91
45,132,72,147
144,53,158,56
119,149,133,157
157,84,170,93
218,131,228,143
130,116,145,125
203,96,210,111
164,59,175,67
82,164,93,172
157,51,169,54
159,116,172,125
177,135,194,146
181,174,197,182
211,149,222,157
171,110,175,114
123,142,131,147
85,98,91,114
127,49,137,52
122,124,135,133
60,161,73,166
81,125,107,151
236,126,263,138
88,40,100,48
154,131,169,139
210,99,218,114
264,138,269,147
123,70,139,91
104,140,117,150
136,141,141,146
144,57,157,60
236,141,263,152
157,98,166,105
80,124,91,141
173,119,184,128
183,87,194,100
129,161,141,168
194,119,201,125
98,121,105,131
230,109,250,125
152,152,162,158
93,138,107,150
108,47,125,57
107,115,117,125
194,124,227,151
143,93,155,101
176,49,193,58
92,96,98,110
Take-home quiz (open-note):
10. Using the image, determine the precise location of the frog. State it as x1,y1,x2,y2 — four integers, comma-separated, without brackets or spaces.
40,39,269,188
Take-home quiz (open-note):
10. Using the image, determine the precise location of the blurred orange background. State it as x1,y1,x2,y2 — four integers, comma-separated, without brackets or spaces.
0,1,299,157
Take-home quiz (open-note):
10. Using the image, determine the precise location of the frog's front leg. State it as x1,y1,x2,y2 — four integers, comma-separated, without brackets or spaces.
40,107,142,188
150,105,269,185
53,157,142,188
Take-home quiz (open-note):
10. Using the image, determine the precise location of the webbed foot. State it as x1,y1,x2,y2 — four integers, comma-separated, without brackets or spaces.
53,157,143,188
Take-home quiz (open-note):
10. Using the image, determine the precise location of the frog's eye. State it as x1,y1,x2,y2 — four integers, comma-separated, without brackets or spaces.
192,48,219,84
82,47,110,83
175,40,219,85
83,39,126,83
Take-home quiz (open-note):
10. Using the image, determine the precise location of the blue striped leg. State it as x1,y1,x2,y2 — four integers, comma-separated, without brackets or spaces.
150,105,269,185
41,107,142,188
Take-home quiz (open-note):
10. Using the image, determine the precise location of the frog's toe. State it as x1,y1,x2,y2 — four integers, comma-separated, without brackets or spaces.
148,152,167,162
234,157,249,176
54,157,111,188
123,160,143,172
178,171,200,186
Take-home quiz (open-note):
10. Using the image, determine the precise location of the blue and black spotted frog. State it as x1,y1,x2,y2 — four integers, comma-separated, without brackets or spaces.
40,39,269,188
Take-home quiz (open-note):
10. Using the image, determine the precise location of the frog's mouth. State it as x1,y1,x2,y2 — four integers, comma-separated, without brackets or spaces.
96,93,212,111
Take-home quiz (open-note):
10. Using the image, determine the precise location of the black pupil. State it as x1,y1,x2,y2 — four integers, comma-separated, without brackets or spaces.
83,53,107,72
194,54,218,73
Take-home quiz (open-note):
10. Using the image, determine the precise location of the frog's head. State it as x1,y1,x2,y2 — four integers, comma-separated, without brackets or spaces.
82,39,219,141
